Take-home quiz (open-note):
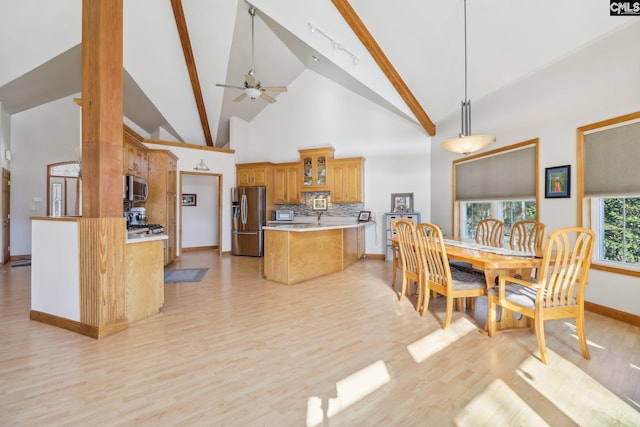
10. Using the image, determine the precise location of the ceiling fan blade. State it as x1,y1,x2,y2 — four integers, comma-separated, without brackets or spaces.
261,86,287,93
216,83,244,90
233,93,248,102
245,74,255,87
260,93,276,104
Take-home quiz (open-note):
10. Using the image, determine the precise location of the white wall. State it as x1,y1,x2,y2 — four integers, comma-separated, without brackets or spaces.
10,95,81,255
181,174,218,249
239,69,431,255
430,23,640,315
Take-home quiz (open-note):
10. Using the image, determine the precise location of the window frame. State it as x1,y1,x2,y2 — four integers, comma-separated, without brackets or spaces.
577,111,640,277
452,139,540,238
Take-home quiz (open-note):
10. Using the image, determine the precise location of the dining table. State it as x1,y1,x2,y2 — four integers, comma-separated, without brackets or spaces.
443,237,544,332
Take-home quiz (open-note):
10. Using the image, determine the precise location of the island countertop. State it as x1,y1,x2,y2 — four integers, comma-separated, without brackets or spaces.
263,218,374,232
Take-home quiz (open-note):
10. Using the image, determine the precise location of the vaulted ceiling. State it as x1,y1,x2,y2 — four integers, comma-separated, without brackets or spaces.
0,0,636,148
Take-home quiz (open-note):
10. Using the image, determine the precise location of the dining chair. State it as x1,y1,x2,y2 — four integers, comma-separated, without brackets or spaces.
450,218,506,274
389,219,402,291
416,222,487,330
476,218,505,245
487,227,595,364
392,218,422,308
510,220,545,249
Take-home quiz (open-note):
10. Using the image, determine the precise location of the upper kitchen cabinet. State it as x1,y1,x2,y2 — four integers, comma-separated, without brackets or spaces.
236,162,273,187
123,139,149,181
299,147,334,191
330,157,365,203
273,162,302,204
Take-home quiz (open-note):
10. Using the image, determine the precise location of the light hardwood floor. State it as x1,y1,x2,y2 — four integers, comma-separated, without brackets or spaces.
1,251,639,426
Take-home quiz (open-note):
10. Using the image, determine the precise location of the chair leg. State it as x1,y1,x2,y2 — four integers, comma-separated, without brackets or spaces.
415,278,424,314
420,284,431,317
534,314,548,364
443,295,454,330
576,309,591,360
391,258,398,289
399,275,407,301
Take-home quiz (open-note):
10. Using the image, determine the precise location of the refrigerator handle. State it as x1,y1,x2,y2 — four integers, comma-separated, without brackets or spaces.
241,194,247,225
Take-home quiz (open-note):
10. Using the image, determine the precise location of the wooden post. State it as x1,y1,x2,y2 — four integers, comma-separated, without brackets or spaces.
79,0,128,337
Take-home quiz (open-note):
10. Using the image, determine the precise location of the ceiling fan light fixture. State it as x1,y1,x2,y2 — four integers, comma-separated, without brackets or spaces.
441,0,495,156
246,87,262,99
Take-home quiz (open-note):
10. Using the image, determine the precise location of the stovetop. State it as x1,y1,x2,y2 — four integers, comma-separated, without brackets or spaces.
127,223,165,234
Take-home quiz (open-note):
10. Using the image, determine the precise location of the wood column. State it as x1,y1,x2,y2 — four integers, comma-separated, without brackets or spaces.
80,0,128,337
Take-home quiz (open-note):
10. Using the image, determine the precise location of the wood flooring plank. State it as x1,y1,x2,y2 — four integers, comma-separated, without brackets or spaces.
0,252,638,425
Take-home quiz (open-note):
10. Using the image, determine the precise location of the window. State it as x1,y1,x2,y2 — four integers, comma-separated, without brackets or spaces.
577,111,640,275
591,196,640,268
461,200,536,240
453,139,539,238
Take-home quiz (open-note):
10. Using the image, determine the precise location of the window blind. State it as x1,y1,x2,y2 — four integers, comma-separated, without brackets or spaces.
583,121,640,196
455,146,535,201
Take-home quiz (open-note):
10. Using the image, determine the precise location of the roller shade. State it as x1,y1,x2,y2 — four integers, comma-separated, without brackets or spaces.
455,146,535,201
584,121,640,196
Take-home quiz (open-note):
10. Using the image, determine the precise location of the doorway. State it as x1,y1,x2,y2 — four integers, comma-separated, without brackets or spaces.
179,171,222,256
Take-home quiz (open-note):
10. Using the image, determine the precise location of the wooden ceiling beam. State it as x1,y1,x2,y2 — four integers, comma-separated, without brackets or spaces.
331,0,436,136
170,0,214,146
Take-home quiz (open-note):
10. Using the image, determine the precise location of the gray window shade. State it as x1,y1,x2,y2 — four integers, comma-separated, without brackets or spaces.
456,146,535,201
584,121,640,196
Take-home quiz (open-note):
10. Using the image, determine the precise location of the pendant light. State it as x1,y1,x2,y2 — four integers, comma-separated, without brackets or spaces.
441,0,495,155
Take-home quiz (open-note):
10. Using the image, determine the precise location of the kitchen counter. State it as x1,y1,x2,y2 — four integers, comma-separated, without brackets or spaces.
126,233,168,244
263,219,373,285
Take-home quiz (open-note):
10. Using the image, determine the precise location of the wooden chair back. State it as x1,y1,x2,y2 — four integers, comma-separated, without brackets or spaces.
510,220,545,249
476,218,505,245
537,227,594,309
391,218,421,304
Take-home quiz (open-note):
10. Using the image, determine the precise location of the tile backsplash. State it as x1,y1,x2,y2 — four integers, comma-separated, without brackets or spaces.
277,192,363,217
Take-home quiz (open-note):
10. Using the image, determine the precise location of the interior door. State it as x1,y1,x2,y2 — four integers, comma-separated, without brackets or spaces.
2,168,10,263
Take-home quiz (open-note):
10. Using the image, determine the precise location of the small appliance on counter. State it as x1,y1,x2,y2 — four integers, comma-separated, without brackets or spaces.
127,207,148,226
275,209,294,221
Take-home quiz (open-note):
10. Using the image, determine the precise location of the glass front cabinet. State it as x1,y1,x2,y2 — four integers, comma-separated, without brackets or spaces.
299,147,334,191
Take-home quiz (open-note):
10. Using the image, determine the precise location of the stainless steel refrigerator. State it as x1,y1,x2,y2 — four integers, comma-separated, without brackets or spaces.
231,186,266,256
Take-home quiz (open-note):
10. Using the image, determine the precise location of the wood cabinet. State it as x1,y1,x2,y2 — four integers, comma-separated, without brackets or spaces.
147,150,178,265
273,162,302,204
125,239,164,323
330,157,364,203
299,148,334,191
236,163,271,186
123,139,148,180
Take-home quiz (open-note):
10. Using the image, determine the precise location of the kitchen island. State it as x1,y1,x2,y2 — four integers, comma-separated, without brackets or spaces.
262,219,373,285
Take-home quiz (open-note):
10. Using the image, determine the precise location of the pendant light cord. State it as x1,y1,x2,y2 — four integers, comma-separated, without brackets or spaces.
250,7,256,76
463,0,468,102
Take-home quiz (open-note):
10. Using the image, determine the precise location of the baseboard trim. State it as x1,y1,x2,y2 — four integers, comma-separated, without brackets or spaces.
30,310,128,339
585,301,640,327
182,246,217,252
364,253,385,260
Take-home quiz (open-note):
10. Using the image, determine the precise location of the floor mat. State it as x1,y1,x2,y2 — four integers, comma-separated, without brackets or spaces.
12,260,31,267
164,268,208,283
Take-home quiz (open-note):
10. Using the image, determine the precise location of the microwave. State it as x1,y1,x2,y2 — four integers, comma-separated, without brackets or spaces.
275,209,294,221
123,175,149,202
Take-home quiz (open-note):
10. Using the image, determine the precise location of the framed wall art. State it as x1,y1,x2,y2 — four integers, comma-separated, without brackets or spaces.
312,198,327,210
545,165,570,198
391,193,414,213
182,193,197,206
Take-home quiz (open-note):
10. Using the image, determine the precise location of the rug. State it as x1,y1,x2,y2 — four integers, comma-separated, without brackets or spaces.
164,268,208,283
12,260,31,267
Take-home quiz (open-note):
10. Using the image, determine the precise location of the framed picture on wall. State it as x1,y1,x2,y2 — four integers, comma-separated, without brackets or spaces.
391,193,414,212
545,165,570,198
182,193,197,206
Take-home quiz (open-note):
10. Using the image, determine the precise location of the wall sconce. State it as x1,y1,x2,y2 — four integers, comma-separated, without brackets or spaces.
194,159,210,171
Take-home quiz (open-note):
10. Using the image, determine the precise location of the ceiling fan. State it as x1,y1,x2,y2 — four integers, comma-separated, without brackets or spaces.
216,7,287,104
